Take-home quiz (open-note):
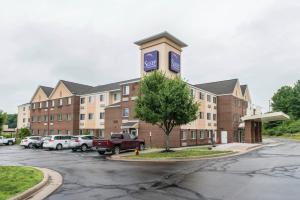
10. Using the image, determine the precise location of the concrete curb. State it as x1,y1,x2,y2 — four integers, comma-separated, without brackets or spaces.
107,143,269,162
9,167,63,200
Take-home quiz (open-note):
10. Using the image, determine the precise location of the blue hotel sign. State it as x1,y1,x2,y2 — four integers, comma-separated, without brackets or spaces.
169,51,180,73
144,50,159,72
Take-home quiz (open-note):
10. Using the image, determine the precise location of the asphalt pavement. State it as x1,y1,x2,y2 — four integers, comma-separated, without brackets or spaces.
0,138,300,200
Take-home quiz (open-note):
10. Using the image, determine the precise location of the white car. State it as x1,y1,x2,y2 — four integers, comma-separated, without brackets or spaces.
43,135,74,150
0,136,15,145
70,135,98,152
20,136,43,148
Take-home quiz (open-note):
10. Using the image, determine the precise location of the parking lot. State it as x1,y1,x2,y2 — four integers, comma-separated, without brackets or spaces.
1,139,300,200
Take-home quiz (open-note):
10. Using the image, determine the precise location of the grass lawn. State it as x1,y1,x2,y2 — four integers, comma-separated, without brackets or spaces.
264,133,300,141
126,147,232,159
0,166,43,200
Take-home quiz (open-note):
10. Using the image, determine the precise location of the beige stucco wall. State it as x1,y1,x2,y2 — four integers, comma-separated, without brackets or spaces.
50,82,72,100
31,88,48,103
17,103,31,129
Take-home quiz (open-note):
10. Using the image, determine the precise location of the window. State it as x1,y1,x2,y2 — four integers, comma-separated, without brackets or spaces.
32,103,36,109
80,97,85,104
199,130,205,139
50,115,54,121
50,130,54,135
80,114,85,120
68,97,72,105
213,97,217,104
99,94,105,102
99,112,105,119
123,85,130,95
44,115,48,122
88,113,93,120
191,131,196,140
199,112,204,119
37,116,41,122
59,99,63,106
66,130,71,135
180,131,187,140
57,130,61,135
199,92,205,100
23,107,25,111
51,100,55,107
45,101,49,108
23,118,25,123
57,114,62,121
190,89,195,98
66,114,72,121
99,130,104,139
88,96,93,103
113,93,120,101
207,113,211,120
207,95,211,102
213,114,217,121
39,102,42,108
122,108,129,117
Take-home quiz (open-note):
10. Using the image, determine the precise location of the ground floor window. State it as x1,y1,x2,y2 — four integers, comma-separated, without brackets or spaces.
99,130,104,139
199,130,205,139
180,131,187,140
191,130,196,140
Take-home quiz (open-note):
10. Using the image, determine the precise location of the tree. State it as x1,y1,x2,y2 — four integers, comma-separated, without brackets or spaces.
18,128,31,139
0,111,4,133
272,86,293,115
6,114,17,128
135,71,198,151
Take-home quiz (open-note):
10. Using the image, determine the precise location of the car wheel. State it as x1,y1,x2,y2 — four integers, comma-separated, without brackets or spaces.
8,141,13,145
98,151,105,155
112,146,120,155
81,144,88,152
56,144,63,150
139,143,145,151
28,143,33,149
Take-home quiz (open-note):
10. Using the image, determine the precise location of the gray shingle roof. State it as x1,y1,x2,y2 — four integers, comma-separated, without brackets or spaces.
84,78,140,94
240,85,247,95
40,86,54,97
60,80,94,95
194,79,238,95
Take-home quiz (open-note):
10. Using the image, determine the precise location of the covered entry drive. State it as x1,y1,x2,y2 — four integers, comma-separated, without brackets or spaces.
241,112,289,143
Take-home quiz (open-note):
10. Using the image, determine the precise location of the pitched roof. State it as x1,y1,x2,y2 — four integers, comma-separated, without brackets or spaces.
40,86,54,97
134,31,188,47
194,79,238,95
240,85,248,95
60,80,93,95
84,78,140,94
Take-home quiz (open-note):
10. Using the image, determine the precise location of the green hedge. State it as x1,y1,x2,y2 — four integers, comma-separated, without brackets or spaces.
263,119,300,136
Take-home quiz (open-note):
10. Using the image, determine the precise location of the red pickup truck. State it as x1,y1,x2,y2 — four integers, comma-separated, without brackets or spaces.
93,133,145,155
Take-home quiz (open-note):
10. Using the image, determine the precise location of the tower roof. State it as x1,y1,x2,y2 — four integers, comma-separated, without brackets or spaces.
134,31,188,48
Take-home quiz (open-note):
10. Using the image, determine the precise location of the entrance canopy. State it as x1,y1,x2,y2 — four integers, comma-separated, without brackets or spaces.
121,121,139,129
241,112,290,123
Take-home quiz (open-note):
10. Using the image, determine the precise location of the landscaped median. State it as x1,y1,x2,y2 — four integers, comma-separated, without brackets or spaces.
0,166,43,200
112,147,234,162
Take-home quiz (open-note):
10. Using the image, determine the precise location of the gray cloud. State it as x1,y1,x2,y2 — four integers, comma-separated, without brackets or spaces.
0,0,300,113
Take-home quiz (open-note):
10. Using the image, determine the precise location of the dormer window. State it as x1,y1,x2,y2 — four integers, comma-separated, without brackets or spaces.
123,85,130,95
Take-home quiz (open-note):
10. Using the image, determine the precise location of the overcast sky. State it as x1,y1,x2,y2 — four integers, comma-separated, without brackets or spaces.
1,0,300,113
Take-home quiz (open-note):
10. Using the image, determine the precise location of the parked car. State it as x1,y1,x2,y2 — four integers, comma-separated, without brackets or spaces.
93,133,145,155
20,136,43,148
0,136,16,145
43,135,74,150
70,135,98,152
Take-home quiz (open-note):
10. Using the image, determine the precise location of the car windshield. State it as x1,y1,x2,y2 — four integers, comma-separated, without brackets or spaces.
71,136,78,140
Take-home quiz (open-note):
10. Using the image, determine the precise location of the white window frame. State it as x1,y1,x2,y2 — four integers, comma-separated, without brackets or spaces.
191,131,196,140
122,108,129,117
59,99,63,106
99,94,105,102
123,85,130,95
99,112,105,119
68,97,72,105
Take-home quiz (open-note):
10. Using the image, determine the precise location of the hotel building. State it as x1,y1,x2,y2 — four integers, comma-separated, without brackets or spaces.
23,32,262,147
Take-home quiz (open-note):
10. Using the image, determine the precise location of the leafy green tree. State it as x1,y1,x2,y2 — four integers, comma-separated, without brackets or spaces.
0,111,4,133
135,71,198,151
18,128,31,139
272,86,293,115
6,114,17,128
290,81,300,119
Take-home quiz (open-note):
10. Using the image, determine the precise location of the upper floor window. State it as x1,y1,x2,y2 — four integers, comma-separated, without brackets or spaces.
50,115,54,121
122,108,129,117
123,85,130,95
39,102,42,108
59,99,63,106
88,113,94,120
51,100,55,107
207,95,211,102
45,101,49,108
80,97,85,104
99,94,105,102
66,114,72,121
113,93,120,101
23,107,25,111
57,114,62,121
80,114,85,120
88,96,93,103
199,112,204,119
199,92,205,100
213,114,217,121
190,89,195,98
207,113,211,120
68,97,72,105
32,103,36,109
99,112,105,119
213,97,217,104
